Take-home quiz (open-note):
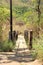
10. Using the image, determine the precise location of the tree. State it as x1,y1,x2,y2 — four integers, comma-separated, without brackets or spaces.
10,0,13,41
36,0,41,38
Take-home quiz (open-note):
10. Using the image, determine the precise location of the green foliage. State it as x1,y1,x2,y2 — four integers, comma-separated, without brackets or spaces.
0,0,43,25
0,6,10,43
31,50,37,60
22,10,38,23
13,6,28,17
32,37,43,61
21,0,28,3
0,41,14,52
0,7,10,22
12,5,38,23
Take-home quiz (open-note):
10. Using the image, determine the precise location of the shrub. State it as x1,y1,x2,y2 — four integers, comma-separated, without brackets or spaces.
0,7,10,22
0,41,14,52
31,50,37,61
32,37,43,61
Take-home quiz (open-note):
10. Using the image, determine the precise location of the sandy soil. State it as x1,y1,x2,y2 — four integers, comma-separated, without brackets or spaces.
0,59,42,65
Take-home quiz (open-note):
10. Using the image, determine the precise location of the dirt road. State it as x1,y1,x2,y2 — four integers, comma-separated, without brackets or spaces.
0,35,42,65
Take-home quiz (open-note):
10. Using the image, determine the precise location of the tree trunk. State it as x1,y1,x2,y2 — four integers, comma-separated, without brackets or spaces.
37,0,41,38
10,0,13,41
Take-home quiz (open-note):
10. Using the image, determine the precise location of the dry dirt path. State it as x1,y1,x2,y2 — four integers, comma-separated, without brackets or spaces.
0,35,42,65
15,34,27,49
0,52,42,65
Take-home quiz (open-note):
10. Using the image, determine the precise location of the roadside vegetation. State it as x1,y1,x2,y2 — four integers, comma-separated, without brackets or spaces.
32,36,43,61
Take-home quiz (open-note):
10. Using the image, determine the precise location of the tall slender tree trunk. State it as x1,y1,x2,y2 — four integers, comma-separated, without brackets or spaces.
36,0,41,38
10,0,13,41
